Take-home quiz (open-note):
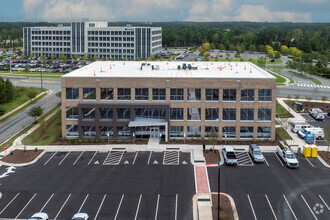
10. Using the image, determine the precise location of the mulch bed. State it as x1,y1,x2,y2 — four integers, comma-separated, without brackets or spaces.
318,151,330,165
1,149,43,163
51,139,149,145
204,150,220,164
212,194,234,220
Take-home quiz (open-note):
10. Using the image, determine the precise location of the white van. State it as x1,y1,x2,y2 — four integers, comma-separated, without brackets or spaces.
298,127,324,140
290,122,313,133
309,108,325,120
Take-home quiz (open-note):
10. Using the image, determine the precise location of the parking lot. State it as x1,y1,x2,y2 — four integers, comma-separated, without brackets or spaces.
0,150,194,220
209,152,330,220
299,113,330,145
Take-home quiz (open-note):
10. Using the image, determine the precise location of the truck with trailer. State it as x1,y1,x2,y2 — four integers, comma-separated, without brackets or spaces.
277,141,299,168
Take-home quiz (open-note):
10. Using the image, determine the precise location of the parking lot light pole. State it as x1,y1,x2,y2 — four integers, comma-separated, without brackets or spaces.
218,165,220,220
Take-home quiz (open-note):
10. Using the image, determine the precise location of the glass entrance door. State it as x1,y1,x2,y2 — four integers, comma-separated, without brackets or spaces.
150,127,159,139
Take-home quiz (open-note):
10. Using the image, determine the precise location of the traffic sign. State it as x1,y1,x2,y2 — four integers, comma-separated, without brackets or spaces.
3,145,7,150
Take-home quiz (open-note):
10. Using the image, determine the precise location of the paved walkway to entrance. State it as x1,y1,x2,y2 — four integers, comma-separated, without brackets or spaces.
195,166,210,193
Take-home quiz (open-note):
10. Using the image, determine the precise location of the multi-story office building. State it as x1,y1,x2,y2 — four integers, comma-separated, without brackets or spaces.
23,22,162,60
61,61,276,141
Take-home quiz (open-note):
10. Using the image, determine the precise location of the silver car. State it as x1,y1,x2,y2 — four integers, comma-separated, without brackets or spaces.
249,144,265,163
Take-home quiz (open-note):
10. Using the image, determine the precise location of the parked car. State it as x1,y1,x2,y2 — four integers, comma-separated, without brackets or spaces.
289,122,313,133
249,144,265,163
309,108,325,120
28,212,49,220
222,145,237,165
72,213,89,220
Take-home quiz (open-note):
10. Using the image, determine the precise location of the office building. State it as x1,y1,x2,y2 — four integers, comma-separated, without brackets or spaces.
23,22,162,60
61,61,276,141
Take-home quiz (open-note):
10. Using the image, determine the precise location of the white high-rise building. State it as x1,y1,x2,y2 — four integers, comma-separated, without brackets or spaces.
23,22,162,60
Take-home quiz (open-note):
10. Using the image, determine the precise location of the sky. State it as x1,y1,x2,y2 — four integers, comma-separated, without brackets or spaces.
0,0,329,22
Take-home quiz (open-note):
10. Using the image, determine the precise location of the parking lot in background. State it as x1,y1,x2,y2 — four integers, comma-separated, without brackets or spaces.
0,151,194,220
209,152,330,220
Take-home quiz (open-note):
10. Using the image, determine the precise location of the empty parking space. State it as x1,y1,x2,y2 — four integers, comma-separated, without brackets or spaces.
119,152,138,165
235,150,253,166
157,194,176,220
43,152,70,165
149,152,164,165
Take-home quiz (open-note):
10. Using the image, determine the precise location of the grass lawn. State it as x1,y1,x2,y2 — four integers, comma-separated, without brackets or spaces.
267,71,286,84
1,87,45,116
276,102,294,118
270,70,295,83
288,71,322,85
22,107,61,146
276,127,293,141
10,74,62,78
267,65,287,69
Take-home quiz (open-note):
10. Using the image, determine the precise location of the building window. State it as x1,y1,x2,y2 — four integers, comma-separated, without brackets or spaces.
240,127,254,139
241,89,254,101
258,89,272,101
205,126,219,138
170,126,184,138
170,88,184,101
152,88,166,100
135,88,149,100
223,89,236,101
135,108,166,120
100,126,113,137
187,88,201,101
83,88,96,100
205,108,219,121
100,88,114,100
187,126,201,138
66,107,78,119
66,125,78,137
222,127,236,139
223,108,236,121
117,108,130,120
118,127,131,136
82,108,95,120
117,88,131,100
257,127,271,139
258,109,272,121
170,108,184,120
205,89,219,101
100,108,113,120
66,88,79,100
240,108,254,121
82,126,96,137
187,108,201,121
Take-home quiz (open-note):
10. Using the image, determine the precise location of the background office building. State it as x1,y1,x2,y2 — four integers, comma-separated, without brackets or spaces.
61,61,276,141
23,22,162,60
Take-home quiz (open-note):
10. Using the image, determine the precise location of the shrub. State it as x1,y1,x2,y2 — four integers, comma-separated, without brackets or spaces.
10,151,13,155
219,205,223,211
306,97,312,100
321,96,327,101
34,147,38,152
294,94,300,99
0,106,5,116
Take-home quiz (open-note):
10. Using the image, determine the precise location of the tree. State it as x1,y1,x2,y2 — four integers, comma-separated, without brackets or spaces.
136,57,140,61
39,54,45,60
73,54,79,60
59,53,66,61
164,45,167,50
274,51,281,59
20,54,25,59
0,105,5,116
280,45,289,54
82,54,88,61
209,131,219,151
150,54,155,61
93,54,98,61
4,79,14,102
50,54,55,65
27,89,38,103
28,106,43,121
29,54,34,60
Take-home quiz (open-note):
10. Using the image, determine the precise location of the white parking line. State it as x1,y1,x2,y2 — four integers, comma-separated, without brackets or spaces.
301,195,318,220
147,151,152,165
54,194,71,220
58,152,71,165
133,151,138,165
15,193,37,219
274,152,284,166
40,193,54,212
44,152,57,165
0,193,20,215
88,151,98,165
94,194,107,220
78,194,89,213
283,195,297,220
134,194,142,220
154,194,160,220
114,194,124,220
305,157,314,167
175,194,178,220
247,194,257,220
265,194,277,220
264,157,269,166
318,195,330,211
73,151,84,165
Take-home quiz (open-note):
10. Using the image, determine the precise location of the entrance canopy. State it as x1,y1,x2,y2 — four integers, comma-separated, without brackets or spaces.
128,120,168,142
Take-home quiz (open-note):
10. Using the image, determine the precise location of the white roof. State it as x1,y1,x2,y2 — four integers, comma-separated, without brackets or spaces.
62,61,275,79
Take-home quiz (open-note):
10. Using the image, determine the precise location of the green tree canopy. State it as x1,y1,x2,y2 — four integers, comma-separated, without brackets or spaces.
28,106,43,121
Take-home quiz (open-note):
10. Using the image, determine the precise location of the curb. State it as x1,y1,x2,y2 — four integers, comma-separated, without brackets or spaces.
0,150,46,167
317,155,330,168
219,192,239,220
192,193,212,220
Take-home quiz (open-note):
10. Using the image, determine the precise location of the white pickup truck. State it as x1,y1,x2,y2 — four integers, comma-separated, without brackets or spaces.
277,141,299,168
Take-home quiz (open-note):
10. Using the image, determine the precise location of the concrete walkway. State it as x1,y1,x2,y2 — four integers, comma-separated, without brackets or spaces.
268,69,292,86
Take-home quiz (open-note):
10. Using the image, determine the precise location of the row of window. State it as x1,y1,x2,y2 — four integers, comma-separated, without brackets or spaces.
66,125,271,139
66,107,271,121
66,88,272,102
88,31,135,36
88,43,134,48
32,30,71,35
88,37,135,42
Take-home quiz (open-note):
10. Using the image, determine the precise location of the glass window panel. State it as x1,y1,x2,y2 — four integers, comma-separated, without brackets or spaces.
100,108,113,119
82,108,95,120
222,108,236,121
66,88,79,100
83,88,96,100
117,126,131,136
66,107,78,119
135,108,166,120
205,108,219,121
223,89,236,101
187,88,201,101
152,88,166,100
170,108,184,120
82,126,95,137
257,127,271,139
100,126,113,137
222,127,236,139
240,126,254,138
170,126,184,138
187,108,201,120
170,88,184,101
205,126,219,138
258,109,272,121
205,89,219,101
135,88,149,100
187,126,201,138
100,88,114,100
117,88,131,100
66,125,78,137
241,89,255,101
240,108,254,121
117,108,130,120
258,89,272,101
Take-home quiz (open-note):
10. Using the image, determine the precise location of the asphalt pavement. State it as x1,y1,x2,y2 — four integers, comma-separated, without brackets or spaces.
0,150,195,220
209,152,330,220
